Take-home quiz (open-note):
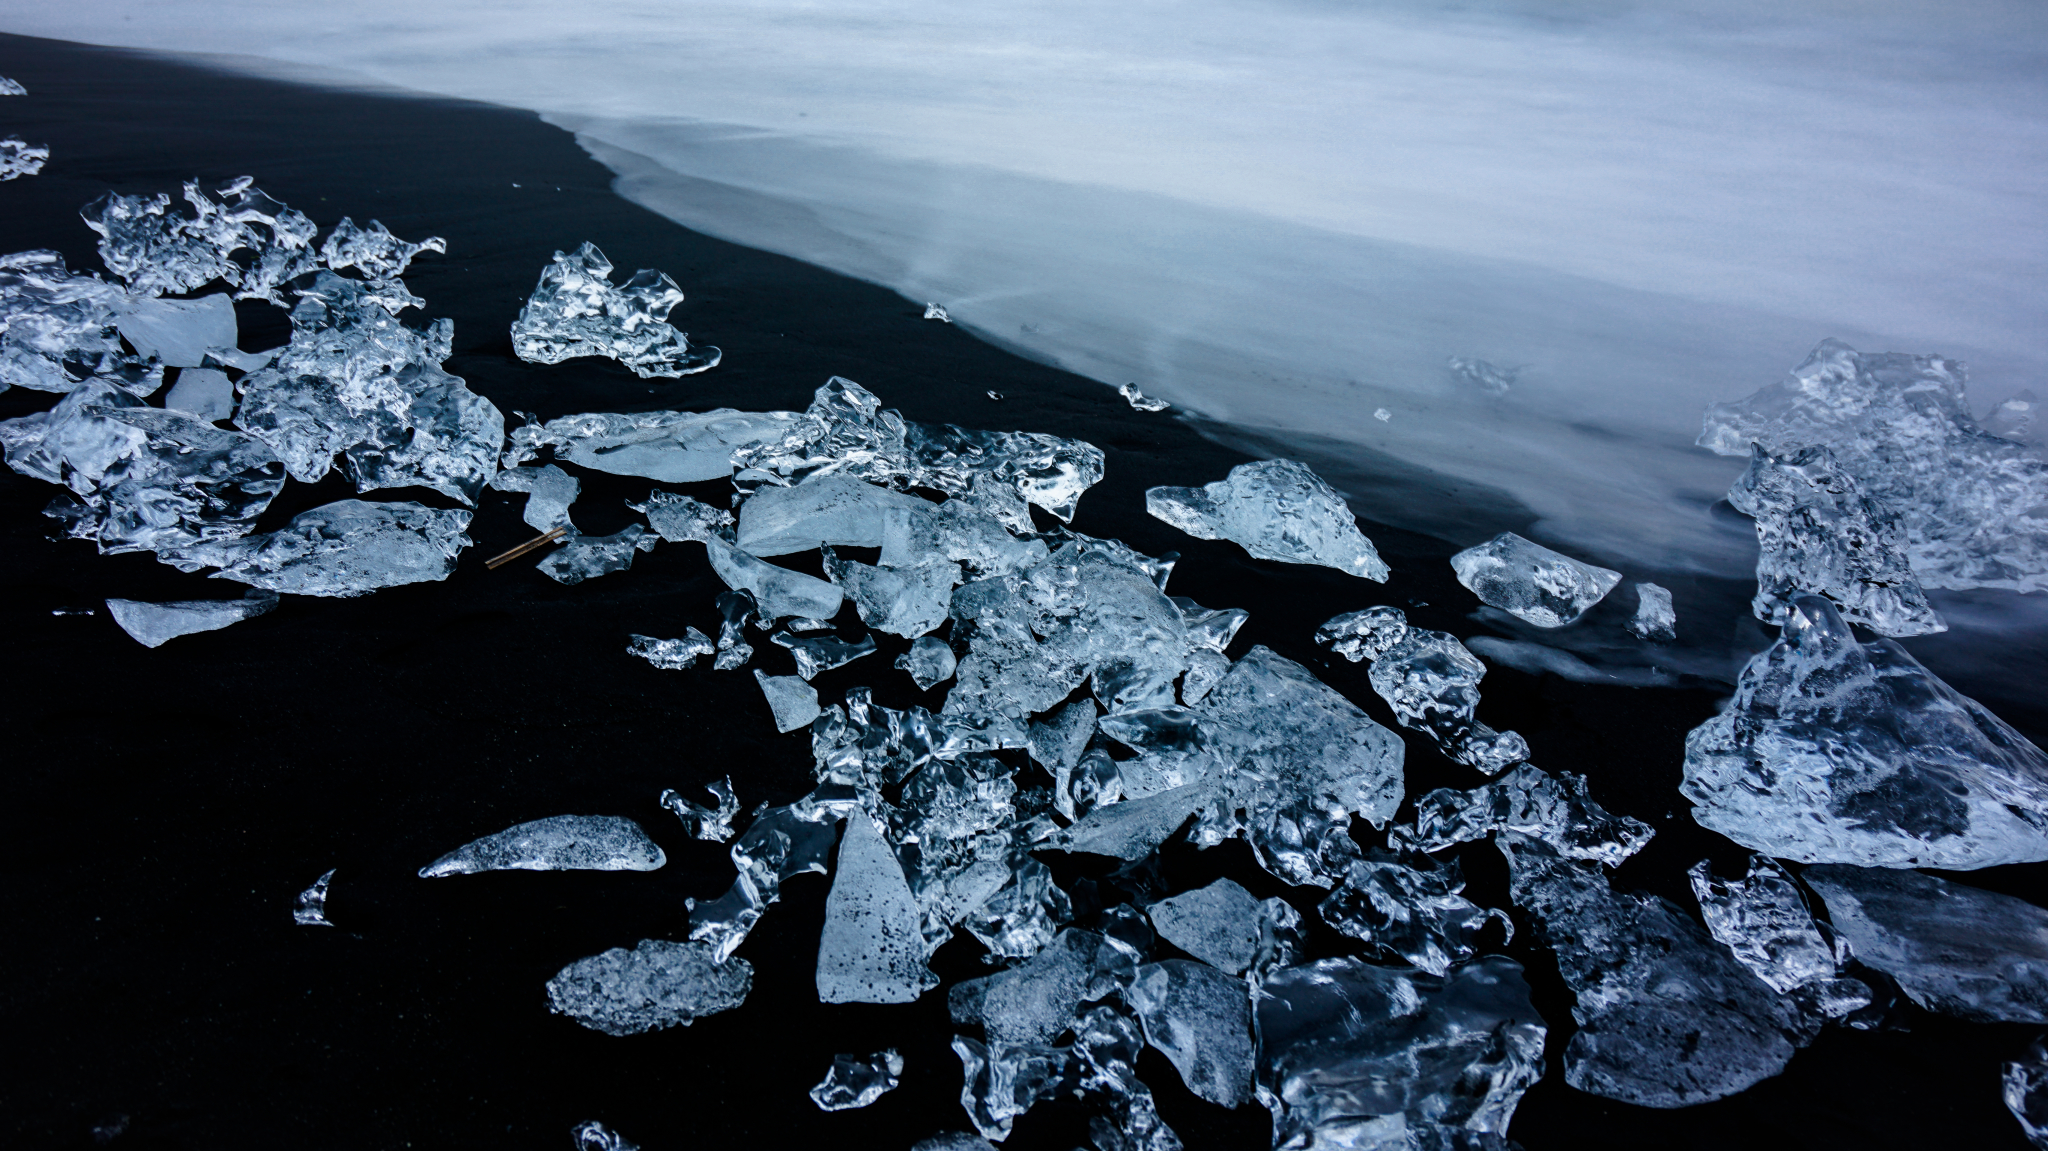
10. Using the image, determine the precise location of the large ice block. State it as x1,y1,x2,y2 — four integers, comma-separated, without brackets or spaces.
704,536,843,621
506,408,796,482
0,138,48,181
545,939,751,1035
809,1049,904,1111
509,243,719,378
1145,458,1388,580
817,813,936,1003
1128,959,1253,1108
105,590,277,648
167,500,471,597
736,474,930,555
1450,532,1620,627
879,498,1047,579
418,815,665,876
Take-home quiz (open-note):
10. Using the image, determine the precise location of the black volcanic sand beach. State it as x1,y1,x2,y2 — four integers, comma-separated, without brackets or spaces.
1,32,2042,1151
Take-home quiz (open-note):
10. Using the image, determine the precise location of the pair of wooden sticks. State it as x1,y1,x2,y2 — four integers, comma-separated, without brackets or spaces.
484,525,569,569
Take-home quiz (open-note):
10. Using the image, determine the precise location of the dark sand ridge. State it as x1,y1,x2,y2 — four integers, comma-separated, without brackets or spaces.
0,32,2040,1151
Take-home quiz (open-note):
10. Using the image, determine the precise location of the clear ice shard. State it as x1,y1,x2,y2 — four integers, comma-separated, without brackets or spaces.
1394,763,1655,868
1315,605,1411,663
628,629,715,670
1028,697,1098,775
1985,390,2043,447
1449,357,1515,397
951,1036,1072,1143
1728,443,1944,636
1256,954,1545,1149
105,589,277,648
0,138,48,180
0,250,150,394
823,547,957,638
114,292,235,367
1803,865,2048,1024
165,500,470,597
1171,597,1248,653
2008,1037,2048,1149
897,635,958,690
949,928,1135,1047
506,409,796,482
1699,339,2048,593
628,489,732,543
1318,606,1529,776
1681,595,2048,869
163,368,235,422
570,1121,639,1151
534,525,658,585
809,1049,905,1111
319,217,446,280
509,243,719,378
880,498,1047,579
704,536,843,621
659,779,740,843
81,178,364,304
736,475,931,556
714,589,757,671
818,813,937,1003
1629,581,1677,642
418,815,666,877
772,631,878,680
754,669,822,732
1449,532,1620,628
923,303,950,322
490,464,580,532
1128,959,1254,1108
1687,855,1853,997
1318,852,1513,977
1145,458,1388,580
689,800,842,961
293,868,337,927
1146,879,1261,975
1119,382,1170,412
1046,777,1217,861
0,77,24,94
545,939,752,1035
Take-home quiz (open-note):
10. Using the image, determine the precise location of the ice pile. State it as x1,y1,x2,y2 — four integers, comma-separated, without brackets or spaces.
1451,532,1620,627
510,242,720,378
810,1049,904,1110
418,815,666,877
0,137,47,180
1316,606,1529,775
1683,596,2048,869
105,589,277,648
1146,458,1388,579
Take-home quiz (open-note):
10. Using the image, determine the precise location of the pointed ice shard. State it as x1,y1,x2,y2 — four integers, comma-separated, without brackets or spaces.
1057,748,1123,822
1629,581,1677,641
545,939,751,1035
704,536,843,621
818,814,936,1003
688,800,842,961
1145,459,1388,580
1318,852,1513,977
0,77,24,94
2007,1038,2048,1149
1728,443,1944,636
628,629,715,670
924,303,950,322
737,475,931,556
1045,778,1216,861
507,409,797,482
827,551,959,640
1803,866,2048,1024
772,631,877,680
1119,382,1170,412
659,779,740,843
163,367,235,422
167,500,471,597
1688,855,1852,997
628,489,733,543
897,635,958,690
1329,606,1529,776
1450,532,1620,627
754,670,822,732
1027,697,1098,774
1171,597,1248,653
1145,879,1261,976
569,1121,639,1151
534,525,658,585
114,293,236,367
293,869,337,927
418,815,665,877
714,588,758,671
0,138,49,180
510,243,718,377
491,464,579,532
1394,763,1654,867
809,1049,905,1111
1128,959,1254,1108
905,420,1105,527
1682,596,2048,869
105,590,277,648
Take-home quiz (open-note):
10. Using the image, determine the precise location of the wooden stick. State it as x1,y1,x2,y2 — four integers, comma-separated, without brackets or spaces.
485,525,569,569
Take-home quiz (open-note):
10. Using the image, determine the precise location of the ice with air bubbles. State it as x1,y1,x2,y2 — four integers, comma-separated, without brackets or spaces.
165,499,471,597
418,815,666,877
545,939,752,1036
1450,532,1620,628
510,242,719,378
1147,458,1387,579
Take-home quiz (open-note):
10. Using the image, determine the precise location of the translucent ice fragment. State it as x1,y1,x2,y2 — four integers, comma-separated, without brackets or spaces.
166,499,471,597
1688,855,1851,997
772,631,877,680
1803,866,2048,1024
1450,532,1620,627
951,928,1135,1047
1179,649,1229,704
0,137,48,180
115,293,236,367
1146,879,1261,975
2008,1038,2048,1149
754,669,822,732
319,217,446,280
660,778,740,843
952,1036,1071,1143
737,474,931,556
912,1135,996,1151
1146,458,1388,580
628,489,732,543
1682,595,2048,869
1058,747,1123,823
82,178,329,302
1347,608,1530,775
1257,954,1545,1148
105,589,277,648
628,629,715,670
924,303,950,322
1449,356,1515,396
163,368,234,422
879,498,1047,579
569,1120,638,1151
704,536,843,621
1119,382,1170,412
418,815,666,877
0,77,24,95
1728,443,1944,636
293,868,336,927
1318,852,1513,977
490,463,580,532
1129,959,1254,1107
897,635,958,690
688,800,842,961
823,547,958,638
1373,407,1392,421
0,250,146,394
545,939,751,1035
810,1048,904,1111
510,243,718,378
714,588,758,671
1395,763,1655,868
818,814,937,1003
1629,581,1677,641
534,525,657,585
507,408,797,482
1315,604,1410,663
906,419,1105,528
1047,778,1216,860
1985,390,2043,447
1027,697,1099,775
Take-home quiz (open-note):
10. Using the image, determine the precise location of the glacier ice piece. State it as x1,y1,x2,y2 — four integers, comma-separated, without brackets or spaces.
1145,458,1389,580
1145,879,1261,976
772,631,877,680
1449,356,1515,396
507,408,796,482
659,779,740,843
810,1048,905,1111
0,77,23,94
714,588,758,671
628,629,715,670
319,217,445,280
1119,382,1170,412
163,367,234,422
2008,1038,2048,1149
569,1121,638,1151
1395,763,1655,868
1682,595,2048,869
293,868,336,927
704,536,843,621
1688,855,1852,997
1629,581,1677,641
689,799,842,961
879,498,1047,579
737,474,931,556
1986,390,2043,447
1171,597,1248,653
924,303,950,322
81,179,344,303
1373,407,1391,421
1318,852,1513,977
1700,339,2048,593
419,815,666,877
545,938,751,1035
951,1036,1072,1143
1027,697,1098,775
105,589,277,648
0,137,48,180
897,635,958,690
1335,606,1529,775
950,928,1135,1047
1129,959,1254,1108
913,1136,995,1151
818,814,937,1003
114,293,236,367
753,669,822,732
1803,865,2048,1024
824,548,957,638
0,250,150,394
1256,954,1545,1149
534,525,657,585
165,499,471,596
1058,748,1123,823
628,489,732,543
1315,605,1411,663
1728,443,1944,636
490,464,579,532
510,243,718,378
1046,778,1215,861
1450,532,1620,627
1179,649,1228,704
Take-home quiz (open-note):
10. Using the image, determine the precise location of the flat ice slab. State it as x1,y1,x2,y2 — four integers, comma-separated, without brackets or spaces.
419,815,666,876
105,590,277,648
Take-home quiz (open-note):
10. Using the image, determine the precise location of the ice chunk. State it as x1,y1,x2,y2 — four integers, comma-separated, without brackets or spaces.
1986,390,2043,447
1145,458,1388,580
419,815,666,877
569,1121,638,1151
1373,407,1392,421
923,303,950,322
753,669,822,732
1318,852,1513,977
1728,443,1944,636
166,499,471,596
1315,605,1411,663
319,217,445,280
1119,382,1170,412
293,868,336,927
628,629,715,670
1046,777,1215,860
714,588,758,671
1450,532,1620,627
950,928,1135,1047
818,813,937,1003
628,489,732,543
1171,597,1248,653
1688,855,1852,997
1179,649,1229,704
1629,581,1677,642
2008,1038,2048,1149
1682,595,2048,869
114,293,236,367
510,242,718,378
704,536,844,621
688,800,842,961
897,635,958,690
0,77,24,95
507,408,797,482
772,631,877,680
1449,356,1515,396
105,589,277,648
1394,763,1655,868
1145,879,1261,976
1332,607,1529,776
0,137,48,180
737,475,931,556
1128,959,1253,1108
659,779,740,843
1058,748,1123,823
912,1136,995,1151
951,1037,1072,1143
1027,697,1098,775
545,938,751,1035
1700,339,2048,593
534,525,658,585
879,499,1047,578
823,547,957,638
810,1049,905,1111
163,368,234,422
490,464,579,532
1803,866,2048,1024
0,250,149,394
1257,954,1545,1149
81,179,338,302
